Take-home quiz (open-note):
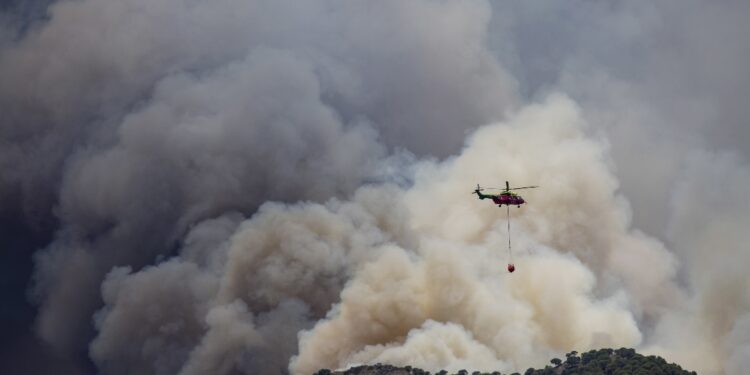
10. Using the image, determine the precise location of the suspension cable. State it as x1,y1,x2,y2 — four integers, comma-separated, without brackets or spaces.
506,205,512,263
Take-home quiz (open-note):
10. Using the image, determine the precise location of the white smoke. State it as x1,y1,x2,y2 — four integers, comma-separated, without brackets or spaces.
4,0,514,358
1,1,749,375
90,95,674,374
639,151,750,374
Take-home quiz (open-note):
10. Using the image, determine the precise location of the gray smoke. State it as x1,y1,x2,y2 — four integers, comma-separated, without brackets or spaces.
1,1,749,375
86,95,671,374
0,0,514,359
483,2,750,373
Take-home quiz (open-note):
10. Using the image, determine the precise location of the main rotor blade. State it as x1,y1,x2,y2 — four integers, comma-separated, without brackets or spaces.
508,185,539,190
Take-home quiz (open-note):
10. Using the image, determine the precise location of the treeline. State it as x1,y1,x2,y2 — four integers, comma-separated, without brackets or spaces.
314,347,697,375
523,348,697,375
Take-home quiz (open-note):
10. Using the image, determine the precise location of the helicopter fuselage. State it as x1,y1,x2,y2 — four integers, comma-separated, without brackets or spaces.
476,191,526,206
492,193,525,206
473,182,536,207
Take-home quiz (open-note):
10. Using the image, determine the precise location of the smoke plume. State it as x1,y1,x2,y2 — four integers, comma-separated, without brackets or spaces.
1,1,749,375
91,95,668,374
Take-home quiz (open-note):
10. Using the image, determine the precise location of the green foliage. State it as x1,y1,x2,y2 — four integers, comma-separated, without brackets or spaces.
519,348,696,375
316,348,695,375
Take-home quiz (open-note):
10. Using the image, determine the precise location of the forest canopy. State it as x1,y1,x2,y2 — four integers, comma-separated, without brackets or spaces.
315,348,697,375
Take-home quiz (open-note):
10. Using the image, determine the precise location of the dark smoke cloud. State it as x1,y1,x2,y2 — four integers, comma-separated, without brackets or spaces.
0,0,516,370
1,1,749,375
488,0,750,235
487,1,750,373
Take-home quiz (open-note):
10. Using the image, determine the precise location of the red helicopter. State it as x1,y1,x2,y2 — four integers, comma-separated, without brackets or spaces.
473,181,538,273
472,181,538,208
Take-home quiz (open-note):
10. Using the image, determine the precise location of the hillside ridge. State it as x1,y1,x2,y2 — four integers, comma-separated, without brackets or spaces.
313,348,697,375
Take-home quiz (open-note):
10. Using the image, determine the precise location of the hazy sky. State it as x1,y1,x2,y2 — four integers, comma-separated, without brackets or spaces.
1,1,748,374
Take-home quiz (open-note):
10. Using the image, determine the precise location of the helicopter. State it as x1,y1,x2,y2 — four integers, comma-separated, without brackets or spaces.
472,181,539,273
472,181,538,208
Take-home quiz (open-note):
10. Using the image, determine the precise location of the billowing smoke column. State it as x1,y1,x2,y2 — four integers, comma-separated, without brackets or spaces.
1,0,513,361
1,1,749,375
91,96,658,375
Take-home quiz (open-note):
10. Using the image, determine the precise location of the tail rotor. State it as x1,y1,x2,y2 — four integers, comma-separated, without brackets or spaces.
472,184,483,196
